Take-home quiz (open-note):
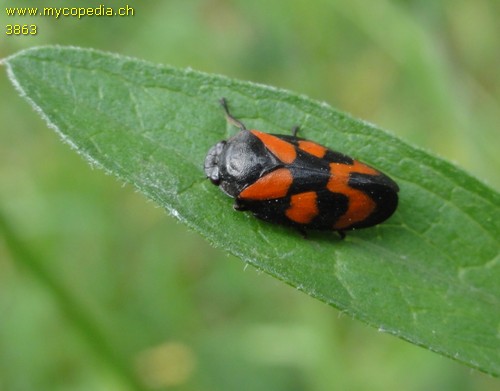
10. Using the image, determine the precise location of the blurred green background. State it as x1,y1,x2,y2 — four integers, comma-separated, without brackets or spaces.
1,0,499,390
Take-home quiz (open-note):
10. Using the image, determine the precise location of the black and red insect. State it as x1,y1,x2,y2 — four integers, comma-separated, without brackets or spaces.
204,98,399,238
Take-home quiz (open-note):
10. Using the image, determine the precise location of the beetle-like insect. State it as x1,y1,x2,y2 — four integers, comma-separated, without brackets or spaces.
204,99,399,238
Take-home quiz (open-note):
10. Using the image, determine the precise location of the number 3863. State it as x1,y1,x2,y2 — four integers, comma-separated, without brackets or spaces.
6,24,37,35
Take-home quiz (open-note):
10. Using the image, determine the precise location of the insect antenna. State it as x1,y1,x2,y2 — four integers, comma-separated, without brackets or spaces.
220,98,247,131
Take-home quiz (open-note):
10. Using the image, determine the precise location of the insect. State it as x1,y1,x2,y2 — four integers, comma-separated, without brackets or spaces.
204,98,399,238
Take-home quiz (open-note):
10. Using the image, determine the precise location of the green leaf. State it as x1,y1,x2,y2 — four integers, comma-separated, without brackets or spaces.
3,46,500,376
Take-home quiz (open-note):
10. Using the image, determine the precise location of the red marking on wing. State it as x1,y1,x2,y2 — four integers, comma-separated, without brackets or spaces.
327,161,379,229
298,140,328,158
251,130,297,164
239,168,293,200
285,191,319,224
